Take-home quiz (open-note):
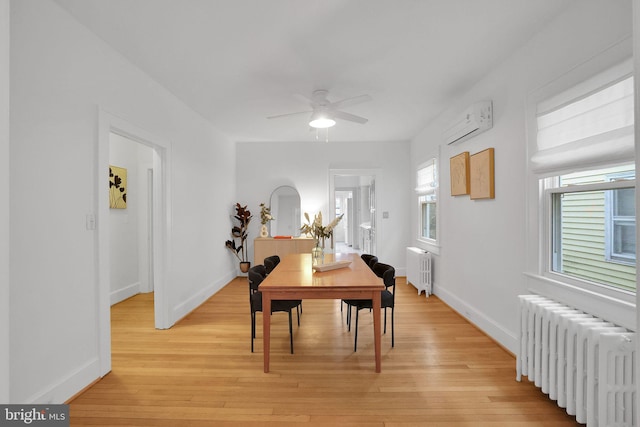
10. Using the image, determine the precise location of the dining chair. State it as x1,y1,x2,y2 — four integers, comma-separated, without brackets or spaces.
263,255,280,275
367,256,379,270
360,254,377,269
248,264,301,354
343,262,396,351
342,255,377,318
265,254,303,315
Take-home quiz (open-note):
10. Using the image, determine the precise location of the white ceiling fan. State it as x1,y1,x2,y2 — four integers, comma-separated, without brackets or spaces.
267,89,372,129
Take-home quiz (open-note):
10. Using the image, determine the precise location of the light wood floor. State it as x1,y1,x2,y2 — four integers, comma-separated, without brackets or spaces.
69,277,579,426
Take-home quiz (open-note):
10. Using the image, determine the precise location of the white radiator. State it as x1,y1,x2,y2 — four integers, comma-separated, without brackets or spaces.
406,247,431,297
517,295,636,427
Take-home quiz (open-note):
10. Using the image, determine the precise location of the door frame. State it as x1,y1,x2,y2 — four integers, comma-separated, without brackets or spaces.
97,110,171,376
329,169,377,255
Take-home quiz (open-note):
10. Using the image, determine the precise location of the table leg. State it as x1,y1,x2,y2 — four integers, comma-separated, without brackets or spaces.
372,291,381,373
263,292,271,373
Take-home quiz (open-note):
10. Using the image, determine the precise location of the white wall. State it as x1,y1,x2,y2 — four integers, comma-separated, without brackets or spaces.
10,0,237,403
0,0,10,404
236,140,410,270
410,0,633,353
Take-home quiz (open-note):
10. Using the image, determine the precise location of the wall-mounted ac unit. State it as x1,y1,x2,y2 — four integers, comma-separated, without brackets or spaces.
443,101,493,145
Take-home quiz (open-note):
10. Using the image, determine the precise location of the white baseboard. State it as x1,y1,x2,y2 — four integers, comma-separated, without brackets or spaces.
171,271,236,324
23,357,100,404
110,281,140,306
434,283,518,354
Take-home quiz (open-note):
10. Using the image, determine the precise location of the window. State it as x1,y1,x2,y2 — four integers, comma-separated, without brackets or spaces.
419,193,436,240
416,159,438,242
531,59,635,295
605,171,636,264
547,165,636,292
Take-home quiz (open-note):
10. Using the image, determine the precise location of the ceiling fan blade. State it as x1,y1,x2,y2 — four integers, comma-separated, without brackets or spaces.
333,110,368,124
329,94,372,110
266,110,312,120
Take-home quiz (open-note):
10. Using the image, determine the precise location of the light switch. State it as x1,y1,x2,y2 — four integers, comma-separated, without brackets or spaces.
382,211,389,219
86,214,96,230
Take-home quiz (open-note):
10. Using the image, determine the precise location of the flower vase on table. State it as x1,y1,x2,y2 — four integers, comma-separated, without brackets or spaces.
312,243,324,266
301,211,343,267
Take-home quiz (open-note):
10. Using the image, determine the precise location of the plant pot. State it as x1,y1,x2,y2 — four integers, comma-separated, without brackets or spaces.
239,261,251,273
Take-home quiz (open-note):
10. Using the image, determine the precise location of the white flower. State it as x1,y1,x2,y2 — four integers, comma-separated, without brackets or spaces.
300,211,344,240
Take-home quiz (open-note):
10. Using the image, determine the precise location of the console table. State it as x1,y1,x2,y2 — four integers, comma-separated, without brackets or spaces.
253,237,315,265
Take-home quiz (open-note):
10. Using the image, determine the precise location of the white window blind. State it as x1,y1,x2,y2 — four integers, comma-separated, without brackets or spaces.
531,59,634,176
416,159,437,194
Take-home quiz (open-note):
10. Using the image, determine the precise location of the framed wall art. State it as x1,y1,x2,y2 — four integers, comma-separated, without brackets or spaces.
450,151,470,196
470,148,495,200
109,165,127,209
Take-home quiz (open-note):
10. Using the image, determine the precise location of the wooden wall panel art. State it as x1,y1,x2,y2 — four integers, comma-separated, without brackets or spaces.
469,148,495,200
450,151,470,196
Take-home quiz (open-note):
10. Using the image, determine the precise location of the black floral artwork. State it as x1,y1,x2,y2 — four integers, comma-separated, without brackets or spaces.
109,166,127,209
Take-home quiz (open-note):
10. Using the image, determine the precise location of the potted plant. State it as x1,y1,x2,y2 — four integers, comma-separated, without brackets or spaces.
225,203,253,273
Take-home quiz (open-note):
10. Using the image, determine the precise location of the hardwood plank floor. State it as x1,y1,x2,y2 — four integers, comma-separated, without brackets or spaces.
69,276,579,426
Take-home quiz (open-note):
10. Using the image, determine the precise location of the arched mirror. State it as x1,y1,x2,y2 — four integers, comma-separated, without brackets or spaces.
269,185,301,237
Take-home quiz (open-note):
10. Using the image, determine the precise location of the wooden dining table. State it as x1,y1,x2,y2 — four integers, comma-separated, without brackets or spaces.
259,252,385,373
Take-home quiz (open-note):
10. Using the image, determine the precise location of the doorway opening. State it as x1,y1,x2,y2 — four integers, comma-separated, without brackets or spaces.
108,132,154,303
330,170,376,256
98,111,170,376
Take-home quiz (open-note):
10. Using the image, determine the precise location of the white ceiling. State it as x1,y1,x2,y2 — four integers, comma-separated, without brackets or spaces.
53,0,575,143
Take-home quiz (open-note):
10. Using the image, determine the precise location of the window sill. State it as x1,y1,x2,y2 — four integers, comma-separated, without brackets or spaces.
523,272,636,331
416,238,440,255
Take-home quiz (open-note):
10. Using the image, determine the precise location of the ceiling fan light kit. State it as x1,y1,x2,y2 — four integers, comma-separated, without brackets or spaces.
268,89,371,131
309,110,336,128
